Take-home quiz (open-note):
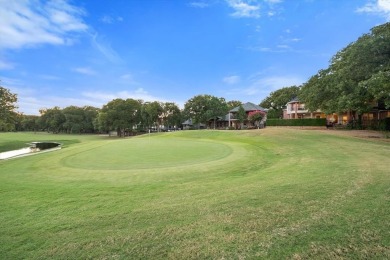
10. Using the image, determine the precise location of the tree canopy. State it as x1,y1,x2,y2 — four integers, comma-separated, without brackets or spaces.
300,22,390,114
184,94,228,126
259,86,300,118
98,98,141,136
260,86,300,110
161,102,182,130
227,100,242,110
248,110,266,128
141,101,164,130
0,86,18,131
39,107,66,133
236,105,247,129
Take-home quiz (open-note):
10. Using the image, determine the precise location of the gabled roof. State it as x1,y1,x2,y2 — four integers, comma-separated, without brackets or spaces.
207,114,231,122
229,102,267,113
182,119,193,125
182,119,206,127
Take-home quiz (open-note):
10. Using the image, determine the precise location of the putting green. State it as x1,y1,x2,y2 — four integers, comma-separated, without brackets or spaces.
61,137,234,170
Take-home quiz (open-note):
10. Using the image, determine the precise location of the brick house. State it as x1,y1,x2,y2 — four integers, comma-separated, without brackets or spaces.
283,98,390,125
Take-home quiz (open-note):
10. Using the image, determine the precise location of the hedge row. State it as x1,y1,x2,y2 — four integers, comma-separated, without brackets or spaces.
267,118,326,126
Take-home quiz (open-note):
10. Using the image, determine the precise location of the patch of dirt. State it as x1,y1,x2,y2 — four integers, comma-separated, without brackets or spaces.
315,129,390,142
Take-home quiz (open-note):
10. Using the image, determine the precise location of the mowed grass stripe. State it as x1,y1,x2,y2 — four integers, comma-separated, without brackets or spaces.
0,129,389,259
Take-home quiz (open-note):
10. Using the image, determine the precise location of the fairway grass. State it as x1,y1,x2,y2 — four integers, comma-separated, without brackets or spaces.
0,129,389,259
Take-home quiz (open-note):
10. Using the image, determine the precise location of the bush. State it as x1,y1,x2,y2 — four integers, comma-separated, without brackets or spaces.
382,117,390,131
267,118,326,126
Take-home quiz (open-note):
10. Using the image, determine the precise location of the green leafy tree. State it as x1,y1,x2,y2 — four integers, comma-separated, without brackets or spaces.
300,22,390,115
63,106,84,133
207,97,228,129
248,111,265,129
60,106,99,134
98,99,141,136
236,105,246,129
184,94,228,129
82,106,100,133
39,107,66,133
142,101,164,131
161,102,182,130
184,95,209,125
227,100,242,110
260,86,300,118
19,115,40,132
0,85,18,131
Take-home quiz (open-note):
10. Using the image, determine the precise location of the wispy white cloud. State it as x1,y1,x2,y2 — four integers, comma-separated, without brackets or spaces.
0,0,87,50
225,0,283,18
189,2,210,8
290,38,301,42
265,0,283,4
251,75,304,91
247,45,293,52
91,33,122,63
223,75,241,84
225,74,305,98
18,95,102,115
3,79,172,114
357,0,390,20
119,73,138,85
72,67,96,75
100,15,124,24
1,77,48,115
0,76,26,88
101,15,114,24
226,0,261,18
276,44,290,49
267,11,276,16
120,74,133,80
82,88,171,104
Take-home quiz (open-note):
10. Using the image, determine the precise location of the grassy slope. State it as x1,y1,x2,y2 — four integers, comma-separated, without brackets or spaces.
0,129,389,259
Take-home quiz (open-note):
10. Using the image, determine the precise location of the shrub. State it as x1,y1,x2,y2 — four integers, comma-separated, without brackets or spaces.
248,110,266,128
267,118,326,126
382,117,390,131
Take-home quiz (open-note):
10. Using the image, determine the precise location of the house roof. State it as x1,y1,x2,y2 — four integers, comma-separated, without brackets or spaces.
182,119,206,127
182,119,193,125
229,102,267,113
286,97,299,104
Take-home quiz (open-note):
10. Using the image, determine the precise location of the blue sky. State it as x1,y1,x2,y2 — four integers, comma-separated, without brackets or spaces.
1,0,390,115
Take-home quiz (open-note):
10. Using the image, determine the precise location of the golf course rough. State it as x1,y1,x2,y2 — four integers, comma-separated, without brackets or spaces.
0,129,389,259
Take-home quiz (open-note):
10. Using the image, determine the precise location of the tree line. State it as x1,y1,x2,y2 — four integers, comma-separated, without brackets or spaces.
0,86,243,135
1,22,389,132
260,22,390,119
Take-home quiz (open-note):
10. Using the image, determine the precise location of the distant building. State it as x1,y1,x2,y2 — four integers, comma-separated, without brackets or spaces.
283,97,325,119
207,102,268,129
181,119,206,130
282,98,390,126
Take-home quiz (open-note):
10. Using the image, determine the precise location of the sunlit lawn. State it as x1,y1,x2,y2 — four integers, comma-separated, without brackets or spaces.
0,129,389,259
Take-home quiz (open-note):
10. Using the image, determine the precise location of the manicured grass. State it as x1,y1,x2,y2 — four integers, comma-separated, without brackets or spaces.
0,129,389,259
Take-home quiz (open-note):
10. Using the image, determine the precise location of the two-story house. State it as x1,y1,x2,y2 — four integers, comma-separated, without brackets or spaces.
283,97,325,119
283,98,390,126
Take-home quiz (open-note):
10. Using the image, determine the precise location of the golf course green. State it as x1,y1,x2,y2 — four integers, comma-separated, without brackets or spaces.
0,129,389,259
